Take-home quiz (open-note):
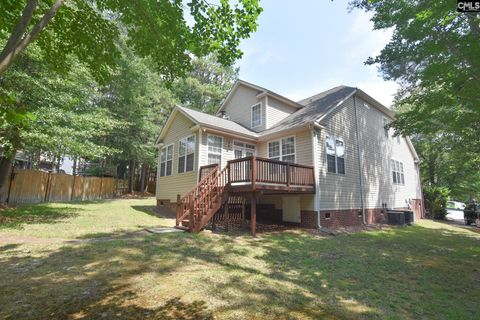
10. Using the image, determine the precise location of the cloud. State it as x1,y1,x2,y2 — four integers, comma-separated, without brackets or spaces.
356,67,398,107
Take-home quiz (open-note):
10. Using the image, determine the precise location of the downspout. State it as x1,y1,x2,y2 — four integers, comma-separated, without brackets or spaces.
353,91,366,224
311,127,321,228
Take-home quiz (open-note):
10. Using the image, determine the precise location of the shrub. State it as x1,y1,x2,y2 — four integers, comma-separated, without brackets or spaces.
423,186,450,219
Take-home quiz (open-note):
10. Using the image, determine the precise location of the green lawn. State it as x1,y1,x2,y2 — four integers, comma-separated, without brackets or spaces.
1,199,479,319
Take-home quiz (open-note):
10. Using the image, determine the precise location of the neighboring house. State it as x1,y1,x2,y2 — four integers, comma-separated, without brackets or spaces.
155,80,423,234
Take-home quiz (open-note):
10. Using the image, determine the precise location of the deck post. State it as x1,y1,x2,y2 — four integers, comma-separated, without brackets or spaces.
241,196,246,227
250,192,257,237
189,197,195,232
224,201,229,232
251,156,256,190
176,194,181,226
286,162,291,191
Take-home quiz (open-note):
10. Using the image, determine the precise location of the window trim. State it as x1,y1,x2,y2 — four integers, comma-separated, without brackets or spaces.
251,102,263,128
207,134,223,167
326,135,345,175
391,159,405,185
178,134,196,174
267,135,296,163
159,143,174,177
233,140,256,158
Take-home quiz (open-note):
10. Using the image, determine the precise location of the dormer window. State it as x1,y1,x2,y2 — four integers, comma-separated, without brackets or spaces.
251,103,262,128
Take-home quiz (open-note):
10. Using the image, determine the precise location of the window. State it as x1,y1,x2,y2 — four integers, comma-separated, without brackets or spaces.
159,144,173,177
391,159,405,185
234,141,255,159
251,103,262,128
207,135,223,165
326,135,345,174
383,118,389,138
178,135,195,173
268,136,295,163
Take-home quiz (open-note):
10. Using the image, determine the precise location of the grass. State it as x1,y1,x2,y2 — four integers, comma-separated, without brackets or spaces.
1,199,479,319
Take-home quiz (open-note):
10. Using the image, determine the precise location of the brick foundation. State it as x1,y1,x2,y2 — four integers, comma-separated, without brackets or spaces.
320,209,363,228
365,208,388,224
411,198,423,220
300,210,317,228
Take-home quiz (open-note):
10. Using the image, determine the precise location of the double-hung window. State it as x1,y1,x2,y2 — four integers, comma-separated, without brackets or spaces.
178,135,195,173
251,103,262,128
391,159,405,185
207,135,223,165
268,136,295,163
159,144,173,177
326,135,345,174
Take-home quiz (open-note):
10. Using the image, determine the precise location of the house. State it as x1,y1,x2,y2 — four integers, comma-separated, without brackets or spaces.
155,80,423,235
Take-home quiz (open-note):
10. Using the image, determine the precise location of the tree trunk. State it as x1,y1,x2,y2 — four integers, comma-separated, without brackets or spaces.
128,159,136,193
72,157,77,175
0,156,14,193
0,0,65,74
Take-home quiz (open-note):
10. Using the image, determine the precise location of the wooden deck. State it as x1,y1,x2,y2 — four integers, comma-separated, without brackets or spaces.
178,157,315,236
199,156,316,194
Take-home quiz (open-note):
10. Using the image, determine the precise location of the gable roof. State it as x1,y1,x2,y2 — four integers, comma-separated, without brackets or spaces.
218,79,303,113
156,105,258,144
260,86,357,137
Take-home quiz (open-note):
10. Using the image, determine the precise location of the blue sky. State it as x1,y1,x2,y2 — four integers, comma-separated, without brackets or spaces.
236,0,398,107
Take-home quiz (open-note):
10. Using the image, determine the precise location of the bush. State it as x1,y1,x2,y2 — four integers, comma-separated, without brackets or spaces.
423,186,450,219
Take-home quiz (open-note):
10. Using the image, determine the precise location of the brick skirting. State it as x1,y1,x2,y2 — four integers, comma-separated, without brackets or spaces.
156,199,176,213
300,210,317,228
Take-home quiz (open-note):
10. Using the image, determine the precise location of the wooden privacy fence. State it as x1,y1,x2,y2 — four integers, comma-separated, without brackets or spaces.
0,169,128,204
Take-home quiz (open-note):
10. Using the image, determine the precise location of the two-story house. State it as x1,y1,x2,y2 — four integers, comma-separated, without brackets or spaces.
155,80,423,235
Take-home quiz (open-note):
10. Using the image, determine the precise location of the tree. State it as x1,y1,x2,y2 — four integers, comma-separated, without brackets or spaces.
171,54,238,114
0,0,262,80
350,0,480,145
0,0,262,189
0,45,117,167
100,41,177,192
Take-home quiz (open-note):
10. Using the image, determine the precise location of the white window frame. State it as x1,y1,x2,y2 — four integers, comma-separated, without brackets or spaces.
326,135,345,175
207,134,223,166
267,136,296,163
178,135,195,174
159,143,174,177
251,103,262,128
233,140,256,159
391,159,405,185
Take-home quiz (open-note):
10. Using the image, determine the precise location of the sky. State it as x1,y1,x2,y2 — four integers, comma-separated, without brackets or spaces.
236,0,398,107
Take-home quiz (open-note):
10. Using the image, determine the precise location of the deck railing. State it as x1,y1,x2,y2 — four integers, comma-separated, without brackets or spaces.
226,156,315,190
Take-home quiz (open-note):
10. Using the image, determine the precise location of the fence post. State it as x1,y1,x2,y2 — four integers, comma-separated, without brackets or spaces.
70,174,76,201
5,165,15,204
44,172,52,202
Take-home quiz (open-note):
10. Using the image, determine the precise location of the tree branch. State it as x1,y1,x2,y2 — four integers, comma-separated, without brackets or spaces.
0,0,38,63
0,0,65,74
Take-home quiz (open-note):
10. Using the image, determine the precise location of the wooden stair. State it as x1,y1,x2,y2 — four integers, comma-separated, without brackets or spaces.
175,164,229,233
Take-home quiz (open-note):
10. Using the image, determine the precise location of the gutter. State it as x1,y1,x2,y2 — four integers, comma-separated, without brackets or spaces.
353,91,366,224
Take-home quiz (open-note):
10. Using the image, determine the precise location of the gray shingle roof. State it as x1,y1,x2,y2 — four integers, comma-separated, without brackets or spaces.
177,105,258,138
260,86,357,136
175,86,357,139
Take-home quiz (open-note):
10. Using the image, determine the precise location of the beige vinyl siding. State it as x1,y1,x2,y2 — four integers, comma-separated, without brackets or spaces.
266,96,297,129
156,112,199,202
317,96,421,211
258,195,315,211
222,84,266,132
317,97,363,210
257,130,314,166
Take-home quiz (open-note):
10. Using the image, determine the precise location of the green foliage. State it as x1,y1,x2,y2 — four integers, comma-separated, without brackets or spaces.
171,54,238,114
0,0,262,82
423,185,450,219
0,45,117,160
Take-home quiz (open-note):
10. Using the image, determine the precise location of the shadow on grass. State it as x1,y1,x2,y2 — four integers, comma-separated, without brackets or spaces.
131,205,176,219
0,204,81,229
0,224,478,319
